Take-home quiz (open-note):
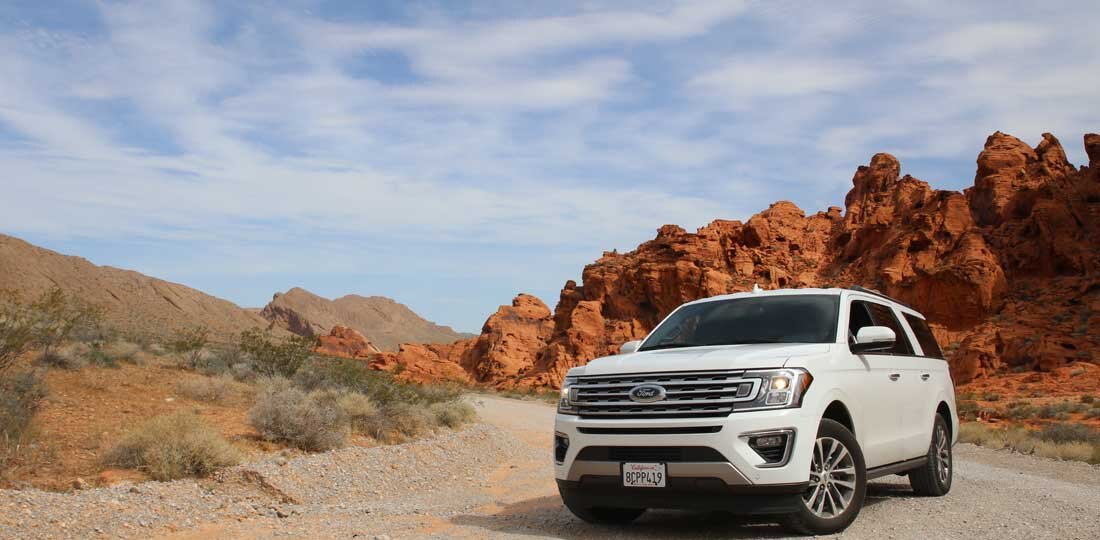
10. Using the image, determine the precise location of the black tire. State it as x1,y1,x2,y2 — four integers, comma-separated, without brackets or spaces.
782,419,867,536
909,414,953,496
559,488,645,524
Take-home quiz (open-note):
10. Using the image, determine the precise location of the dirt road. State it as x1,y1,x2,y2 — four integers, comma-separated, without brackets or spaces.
3,395,1099,539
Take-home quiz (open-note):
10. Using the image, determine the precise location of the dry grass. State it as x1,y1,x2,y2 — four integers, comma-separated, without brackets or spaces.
175,375,241,403
103,411,240,481
959,422,1100,464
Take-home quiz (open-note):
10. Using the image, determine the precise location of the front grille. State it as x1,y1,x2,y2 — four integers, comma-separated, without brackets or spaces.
576,446,728,462
572,370,760,419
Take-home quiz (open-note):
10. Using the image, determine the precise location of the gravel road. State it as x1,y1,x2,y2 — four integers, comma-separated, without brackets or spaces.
2,395,1098,539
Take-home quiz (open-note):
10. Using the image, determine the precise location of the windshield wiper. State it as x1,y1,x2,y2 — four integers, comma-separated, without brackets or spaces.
637,342,701,352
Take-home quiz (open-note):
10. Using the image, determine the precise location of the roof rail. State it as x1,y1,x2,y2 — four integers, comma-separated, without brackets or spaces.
848,285,913,309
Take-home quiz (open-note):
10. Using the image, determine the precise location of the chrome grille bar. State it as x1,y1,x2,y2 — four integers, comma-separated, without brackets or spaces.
574,370,761,419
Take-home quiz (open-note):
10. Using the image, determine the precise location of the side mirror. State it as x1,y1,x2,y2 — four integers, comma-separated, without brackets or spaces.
620,340,642,354
851,326,896,353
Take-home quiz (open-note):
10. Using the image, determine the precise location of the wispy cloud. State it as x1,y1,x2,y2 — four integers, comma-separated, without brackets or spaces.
0,0,1097,330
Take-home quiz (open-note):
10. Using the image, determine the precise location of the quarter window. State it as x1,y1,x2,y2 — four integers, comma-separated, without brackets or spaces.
904,313,944,359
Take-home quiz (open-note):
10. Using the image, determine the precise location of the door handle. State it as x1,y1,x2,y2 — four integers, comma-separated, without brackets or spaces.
921,373,930,381
889,373,901,381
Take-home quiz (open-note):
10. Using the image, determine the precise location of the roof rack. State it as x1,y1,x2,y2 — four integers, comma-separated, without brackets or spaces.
848,285,913,309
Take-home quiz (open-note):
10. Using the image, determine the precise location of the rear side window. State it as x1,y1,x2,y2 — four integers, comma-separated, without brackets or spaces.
903,313,944,359
851,300,915,355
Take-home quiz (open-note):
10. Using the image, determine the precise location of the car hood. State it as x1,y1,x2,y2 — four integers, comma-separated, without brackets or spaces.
574,343,832,376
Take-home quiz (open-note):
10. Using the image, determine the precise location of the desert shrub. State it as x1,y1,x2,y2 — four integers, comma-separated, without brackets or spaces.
176,375,238,403
195,346,244,377
248,379,347,451
167,326,210,370
294,356,461,406
1082,395,1096,404
956,400,979,419
1084,409,1100,420
960,422,1100,464
239,329,314,378
336,392,378,433
982,392,1002,402
104,411,239,481
1038,423,1100,444
0,371,47,444
101,341,142,364
362,402,435,442
230,362,257,382
36,343,89,370
0,291,36,373
83,343,119,368
1005,403,1038,420
26,288,103,360
429,401,477,429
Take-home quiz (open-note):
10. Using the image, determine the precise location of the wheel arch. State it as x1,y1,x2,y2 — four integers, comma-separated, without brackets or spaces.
936,401,954,439
822,400,856,436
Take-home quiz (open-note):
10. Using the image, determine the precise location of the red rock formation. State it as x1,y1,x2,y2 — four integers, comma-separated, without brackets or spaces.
383,132,1100,389
315,325,380,359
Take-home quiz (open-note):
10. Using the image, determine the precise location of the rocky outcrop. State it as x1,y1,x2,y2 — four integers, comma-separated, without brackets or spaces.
260,287,471,351
377,132,1100,388
370,294,553,386
315,325,380,359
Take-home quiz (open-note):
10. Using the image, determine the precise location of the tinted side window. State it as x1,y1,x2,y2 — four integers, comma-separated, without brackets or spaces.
864,302,915,355
904,313,944,359
847,301,875,340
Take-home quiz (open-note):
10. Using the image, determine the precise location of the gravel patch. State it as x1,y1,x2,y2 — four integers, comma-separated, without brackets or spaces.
3,396,1100,539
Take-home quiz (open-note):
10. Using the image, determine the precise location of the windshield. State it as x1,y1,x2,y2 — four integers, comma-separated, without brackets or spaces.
638,294,840,351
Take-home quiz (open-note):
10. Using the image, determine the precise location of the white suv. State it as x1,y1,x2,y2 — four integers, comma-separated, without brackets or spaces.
554,287,957,535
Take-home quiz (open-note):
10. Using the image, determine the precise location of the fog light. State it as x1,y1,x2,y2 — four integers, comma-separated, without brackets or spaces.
752,435,785,448
554,432,569,463
744,429,794,466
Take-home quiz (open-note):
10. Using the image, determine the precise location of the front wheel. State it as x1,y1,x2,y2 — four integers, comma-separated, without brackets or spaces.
909,414,953,496
782,419,867,536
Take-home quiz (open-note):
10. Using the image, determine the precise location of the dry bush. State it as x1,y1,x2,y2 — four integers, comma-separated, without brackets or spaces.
167,326,210,370
176,375,238,403
103,411,239,480
337,392,378,433
429,401,477,429
36,343,89,370
960,422,1100,464
239,329,314,378
101,341,143,364
0,372,47,446
248,379,348,451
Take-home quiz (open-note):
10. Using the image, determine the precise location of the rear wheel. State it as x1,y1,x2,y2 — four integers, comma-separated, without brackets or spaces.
559,488,645,524
782,419,867,536
909,414,952,496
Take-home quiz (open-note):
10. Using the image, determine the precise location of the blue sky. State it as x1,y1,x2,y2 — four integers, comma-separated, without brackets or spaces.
1,1,1097,333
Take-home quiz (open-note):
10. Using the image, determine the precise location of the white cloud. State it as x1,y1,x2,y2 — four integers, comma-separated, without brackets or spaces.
689,56,871,105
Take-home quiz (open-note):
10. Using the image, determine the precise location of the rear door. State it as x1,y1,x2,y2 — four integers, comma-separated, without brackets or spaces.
901,312,949,458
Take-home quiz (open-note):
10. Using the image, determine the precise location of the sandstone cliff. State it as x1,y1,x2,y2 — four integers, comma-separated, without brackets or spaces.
374,132,1100,388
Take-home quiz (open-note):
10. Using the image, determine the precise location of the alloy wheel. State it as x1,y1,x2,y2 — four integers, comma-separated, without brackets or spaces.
935,424,951,484
803,436,857,518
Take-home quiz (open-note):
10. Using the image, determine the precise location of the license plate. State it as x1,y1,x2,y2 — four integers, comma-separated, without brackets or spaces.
622,462,666,488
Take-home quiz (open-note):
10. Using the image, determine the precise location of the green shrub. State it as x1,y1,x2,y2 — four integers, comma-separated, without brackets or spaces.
36,343,89,370
26,288,103,360
239,329,314,378
0,291,36,373
167,326,210,370
103,411,239,480
294,356,461,406
84,343,119,368
1005,403,1037,420
248,379,348,451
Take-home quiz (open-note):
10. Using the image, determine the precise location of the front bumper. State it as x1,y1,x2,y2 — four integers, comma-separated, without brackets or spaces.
554,407,819,489
557,478,808,514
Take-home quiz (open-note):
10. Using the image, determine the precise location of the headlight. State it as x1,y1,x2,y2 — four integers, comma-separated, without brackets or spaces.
733,369,813,411
558,376,579,415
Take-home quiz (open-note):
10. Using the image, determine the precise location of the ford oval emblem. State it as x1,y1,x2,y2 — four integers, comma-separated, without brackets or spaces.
628,384,667,403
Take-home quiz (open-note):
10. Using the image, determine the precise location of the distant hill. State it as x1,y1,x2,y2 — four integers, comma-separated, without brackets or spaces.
0,233,276,341
260,287,473,351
